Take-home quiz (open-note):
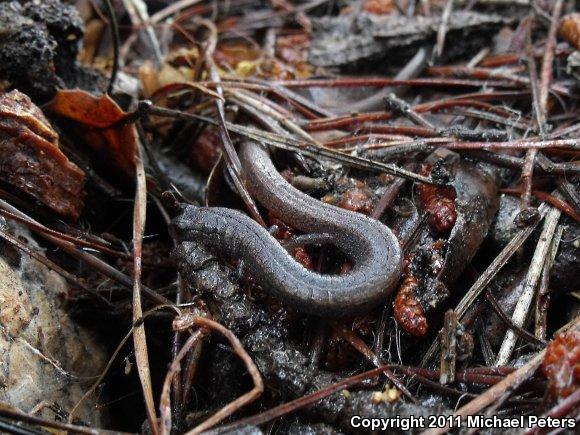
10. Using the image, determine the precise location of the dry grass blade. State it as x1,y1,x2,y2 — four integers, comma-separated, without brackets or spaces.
171,316,264,434
132,141,159,435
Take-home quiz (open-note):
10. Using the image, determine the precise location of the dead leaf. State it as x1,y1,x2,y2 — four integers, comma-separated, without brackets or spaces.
46,89,137,177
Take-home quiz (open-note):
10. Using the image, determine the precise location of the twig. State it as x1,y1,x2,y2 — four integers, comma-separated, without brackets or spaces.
466,150,580,176
500,188,580,222
384,93,437,130
439,310,458,385
173,316,263,434
520,55,541,214
495,203,561,366
422,351,545,435
534,225,563,340
338,47,428,114
520,0,563,218
160,330,205,435
203,32,266,226
229,89,322,145
103,0,120,95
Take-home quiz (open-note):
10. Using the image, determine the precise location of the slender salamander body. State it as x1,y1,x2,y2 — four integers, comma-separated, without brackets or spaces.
171,141,402,316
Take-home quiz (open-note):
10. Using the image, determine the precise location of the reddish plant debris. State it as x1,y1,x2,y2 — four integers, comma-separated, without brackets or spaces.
559,13,580,50
340,261,353,274
393,276,428,337
191,128,222,174
46,89,137,177
322,179,375,215
324,315,375,371
542,329,580,400
268,213,314,269
0,90,84,219
293,246,314,270
280,168,295,184
362,0,397,15
214,41,260,72
212,34,313,80
275,34,313,78
416,164,457,233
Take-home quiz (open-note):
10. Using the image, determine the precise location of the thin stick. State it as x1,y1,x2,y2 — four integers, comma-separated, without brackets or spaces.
422,351,545,435
534,225,563,340
500,188,580,222
485,290,545,347
439,310,458,385
495,204,561,366
521,0,563,215
160,330,205,435
521,55,541,212
176,317,263,434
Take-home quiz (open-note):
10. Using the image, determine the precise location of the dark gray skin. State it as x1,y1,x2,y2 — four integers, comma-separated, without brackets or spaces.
171,141,402,316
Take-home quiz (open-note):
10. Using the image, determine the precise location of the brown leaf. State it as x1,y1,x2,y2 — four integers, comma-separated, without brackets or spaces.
0,90,85,220
46,89,137,177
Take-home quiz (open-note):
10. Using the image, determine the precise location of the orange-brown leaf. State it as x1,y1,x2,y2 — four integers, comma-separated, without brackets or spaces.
47,89,137,176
